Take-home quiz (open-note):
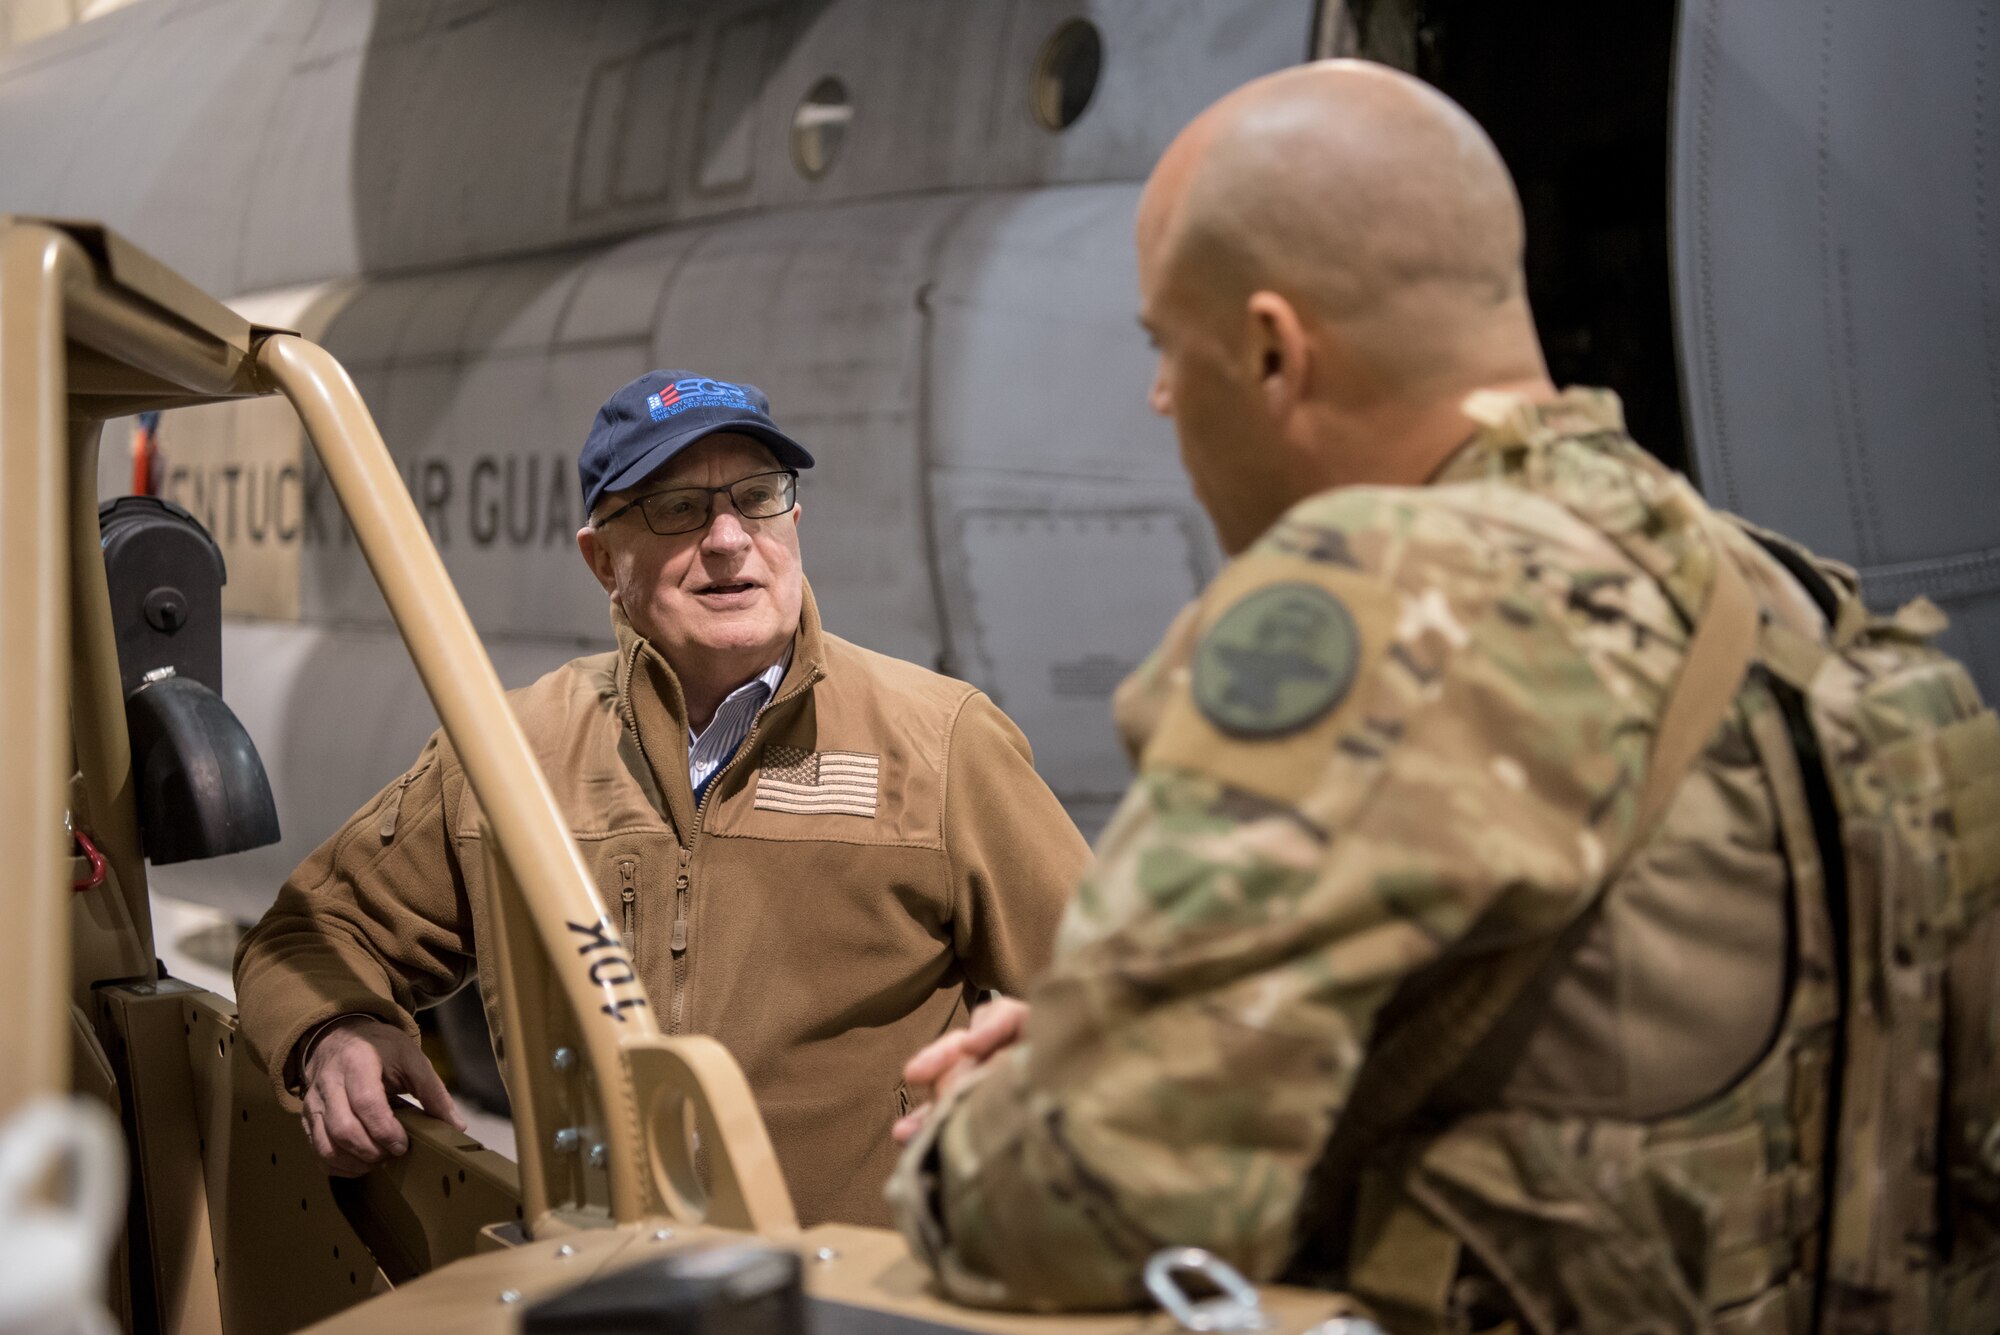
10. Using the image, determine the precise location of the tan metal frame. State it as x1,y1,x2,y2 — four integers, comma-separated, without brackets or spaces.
0,218,261,1110
0,220,81,1106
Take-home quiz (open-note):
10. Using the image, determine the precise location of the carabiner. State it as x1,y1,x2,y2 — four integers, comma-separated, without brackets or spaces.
71,828,108,893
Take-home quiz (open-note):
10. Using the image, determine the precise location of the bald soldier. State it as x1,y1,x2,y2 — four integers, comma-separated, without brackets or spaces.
886,60,2000,1332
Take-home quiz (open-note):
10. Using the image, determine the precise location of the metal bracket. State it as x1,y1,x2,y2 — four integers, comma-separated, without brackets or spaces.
1143,1249,1272,1333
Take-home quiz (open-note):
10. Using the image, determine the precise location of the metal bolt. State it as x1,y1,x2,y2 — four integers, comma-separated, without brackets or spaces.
588,1142,608,1168
552,1126,581,1154
552,1046,576,1072
556,1244,577,1259
814,1247,840,1263
652,1228,675,1242
498,1289,521,1305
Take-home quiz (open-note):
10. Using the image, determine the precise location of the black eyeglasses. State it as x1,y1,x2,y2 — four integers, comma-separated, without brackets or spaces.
596,469,798,536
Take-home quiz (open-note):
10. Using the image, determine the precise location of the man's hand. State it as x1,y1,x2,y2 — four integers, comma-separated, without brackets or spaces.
299,1017,465,1176
894,997,1030,1146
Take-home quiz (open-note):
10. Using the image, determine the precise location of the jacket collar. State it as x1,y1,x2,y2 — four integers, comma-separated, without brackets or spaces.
1433,385,1628,485
1437,384,1762,630
611,578,828,838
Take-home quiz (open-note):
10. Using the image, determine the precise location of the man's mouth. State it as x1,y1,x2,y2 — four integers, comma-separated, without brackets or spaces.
695,580,758,597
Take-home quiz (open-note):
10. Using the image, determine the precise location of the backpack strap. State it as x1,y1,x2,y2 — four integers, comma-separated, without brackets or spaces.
1292,528,1764,1283
1741,525,1842,625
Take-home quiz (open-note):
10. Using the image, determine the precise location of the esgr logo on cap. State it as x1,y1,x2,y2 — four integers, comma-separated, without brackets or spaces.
647,377,755,422
580,368,814,518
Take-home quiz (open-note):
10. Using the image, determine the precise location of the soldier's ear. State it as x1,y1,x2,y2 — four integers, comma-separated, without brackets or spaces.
1246,290,1309,422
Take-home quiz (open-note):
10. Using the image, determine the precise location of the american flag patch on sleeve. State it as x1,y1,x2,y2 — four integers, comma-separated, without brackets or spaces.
754,746,880,818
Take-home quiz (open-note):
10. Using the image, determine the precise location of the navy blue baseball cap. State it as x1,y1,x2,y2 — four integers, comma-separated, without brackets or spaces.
578,370,815,517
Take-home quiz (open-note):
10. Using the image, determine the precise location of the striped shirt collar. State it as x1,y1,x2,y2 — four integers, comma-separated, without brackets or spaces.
688,648,791,792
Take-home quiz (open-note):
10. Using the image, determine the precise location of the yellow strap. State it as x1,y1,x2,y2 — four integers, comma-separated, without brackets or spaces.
1634,532,1761,833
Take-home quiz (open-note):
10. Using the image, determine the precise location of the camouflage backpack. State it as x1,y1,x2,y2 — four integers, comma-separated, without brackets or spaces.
1301,506,2000,1332
1737,525,2000,1332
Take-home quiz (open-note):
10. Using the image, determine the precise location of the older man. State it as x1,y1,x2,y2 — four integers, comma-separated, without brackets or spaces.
235,370,1088,1226
887,60,2000,1331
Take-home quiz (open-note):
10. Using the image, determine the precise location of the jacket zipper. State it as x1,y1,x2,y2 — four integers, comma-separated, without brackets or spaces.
378,772,416,842
618,858,638,950
670,849,691,1032
669,665,824,1036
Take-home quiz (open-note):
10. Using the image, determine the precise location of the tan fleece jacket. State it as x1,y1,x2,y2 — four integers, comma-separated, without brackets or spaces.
233,583,1088,1225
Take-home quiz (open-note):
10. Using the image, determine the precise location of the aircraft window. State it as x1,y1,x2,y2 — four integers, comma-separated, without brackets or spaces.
1031,18,1102,131
615,37,693,204
791,77,851,179
696,11,771,192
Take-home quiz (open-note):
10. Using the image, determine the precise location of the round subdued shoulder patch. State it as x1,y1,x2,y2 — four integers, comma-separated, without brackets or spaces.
1192,582,1359,738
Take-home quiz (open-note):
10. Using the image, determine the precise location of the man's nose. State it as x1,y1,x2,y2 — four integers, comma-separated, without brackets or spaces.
1149,362,1173,417
702,506,753,552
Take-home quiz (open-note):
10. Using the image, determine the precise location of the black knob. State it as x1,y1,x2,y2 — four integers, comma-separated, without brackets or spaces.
144,588,188,634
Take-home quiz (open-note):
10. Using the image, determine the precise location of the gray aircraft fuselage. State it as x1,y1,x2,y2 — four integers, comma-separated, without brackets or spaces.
2,0,1992,920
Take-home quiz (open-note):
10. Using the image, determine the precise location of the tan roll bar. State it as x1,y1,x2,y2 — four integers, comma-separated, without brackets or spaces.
0,222,90,1107
0,217,793,1237
0,218,260,1110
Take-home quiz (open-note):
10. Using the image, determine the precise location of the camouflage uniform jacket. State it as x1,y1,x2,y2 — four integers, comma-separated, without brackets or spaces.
888,389,1837,1328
